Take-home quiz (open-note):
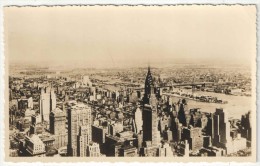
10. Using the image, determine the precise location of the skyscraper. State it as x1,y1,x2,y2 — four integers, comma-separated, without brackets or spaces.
28,97,33,109
49,108,67,149
143,105,158,146
177,99,188,126
183,126,203,153
142,66,160,147
240,111,252,142
134,106,142,134
212,108,231,149
40,87,56,122
50,89,56,111
143,66,157,106
67,103,92,156
77,125,90,157
40,88,50,122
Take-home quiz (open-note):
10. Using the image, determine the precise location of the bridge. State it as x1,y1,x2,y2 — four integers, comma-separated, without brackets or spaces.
164,82,214,88
131,81,234,91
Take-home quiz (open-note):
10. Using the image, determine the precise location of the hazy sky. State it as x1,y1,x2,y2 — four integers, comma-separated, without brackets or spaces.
4,5,256,68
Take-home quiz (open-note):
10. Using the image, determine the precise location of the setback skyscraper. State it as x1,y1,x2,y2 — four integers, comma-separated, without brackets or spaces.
67,102,92,156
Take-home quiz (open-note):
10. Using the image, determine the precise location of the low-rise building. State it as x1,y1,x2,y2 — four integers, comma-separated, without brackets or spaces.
25,134,46,156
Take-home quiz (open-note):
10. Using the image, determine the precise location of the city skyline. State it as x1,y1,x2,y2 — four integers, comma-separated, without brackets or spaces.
5,5,256,68
7,65,254,159
4,5,256,162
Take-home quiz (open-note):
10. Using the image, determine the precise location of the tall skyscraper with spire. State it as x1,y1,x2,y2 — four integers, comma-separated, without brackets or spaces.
142,66,160,147
143,66,157,107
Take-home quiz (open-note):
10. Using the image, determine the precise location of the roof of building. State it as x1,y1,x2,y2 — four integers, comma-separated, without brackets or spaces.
51,107,65,116
26,134,44,144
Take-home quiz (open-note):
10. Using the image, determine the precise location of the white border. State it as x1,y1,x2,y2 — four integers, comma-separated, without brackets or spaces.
0,0,259,166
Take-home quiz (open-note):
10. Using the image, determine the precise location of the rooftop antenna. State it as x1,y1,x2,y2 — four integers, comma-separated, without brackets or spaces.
148,59,151,72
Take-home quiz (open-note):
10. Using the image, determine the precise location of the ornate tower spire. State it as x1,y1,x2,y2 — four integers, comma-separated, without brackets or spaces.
145,65,153,94
143,65,157,106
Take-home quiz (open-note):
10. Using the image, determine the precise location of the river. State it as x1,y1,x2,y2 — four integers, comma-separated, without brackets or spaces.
165,90,253,119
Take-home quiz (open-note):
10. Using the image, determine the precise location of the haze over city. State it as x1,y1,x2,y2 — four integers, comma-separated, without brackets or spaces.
5,6,256,68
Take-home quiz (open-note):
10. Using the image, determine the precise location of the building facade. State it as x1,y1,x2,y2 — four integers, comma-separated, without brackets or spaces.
67,102,92,156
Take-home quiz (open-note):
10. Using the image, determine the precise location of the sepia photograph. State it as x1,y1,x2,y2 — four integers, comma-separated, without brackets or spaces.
3,5,257,162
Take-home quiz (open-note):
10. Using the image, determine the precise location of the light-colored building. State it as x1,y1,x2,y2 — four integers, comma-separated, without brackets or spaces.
159,142,173,157
87,142,101,157
108,121,124,136
179,140,190,157
82,75,92,87
50,89,56,111
226,134,247,154
31,114,42,125
25,134,46,156
230,89,242,95
28,97,33,109
40,88,50,122
78,125,90,157
67,102,92,156
24,108,35,122
40,87,56,122
134,106,142,134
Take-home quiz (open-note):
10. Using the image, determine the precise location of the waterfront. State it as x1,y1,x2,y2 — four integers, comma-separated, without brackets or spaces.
167,90,252,119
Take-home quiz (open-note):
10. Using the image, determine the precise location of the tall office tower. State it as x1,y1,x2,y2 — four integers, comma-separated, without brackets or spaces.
142,105,160,147
77,126,89,157
212,108,231,148
200,114,208,130
40,87,57,122
240,111,252,142
204,113,213,137
134,106,143,133
28,97,34,109
142,66,160,147
178,100,187,126
49,108,67,149
172,118,183,142
183,126,203,153
40,88,51,122
50,89,56,111
178,99,191,126
67,103,92,156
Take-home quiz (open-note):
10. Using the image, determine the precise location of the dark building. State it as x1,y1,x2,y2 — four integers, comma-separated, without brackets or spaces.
142,105,160,147
92,125,108,153
118,142,138,157
143,66,158,106
212,108,231,149
49,108,67,149
139,141,159,157
240,111,252,143
142,66,160,147
177,99,188,126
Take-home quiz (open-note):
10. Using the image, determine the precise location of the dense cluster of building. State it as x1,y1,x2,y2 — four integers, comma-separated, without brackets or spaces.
9,67,252,157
